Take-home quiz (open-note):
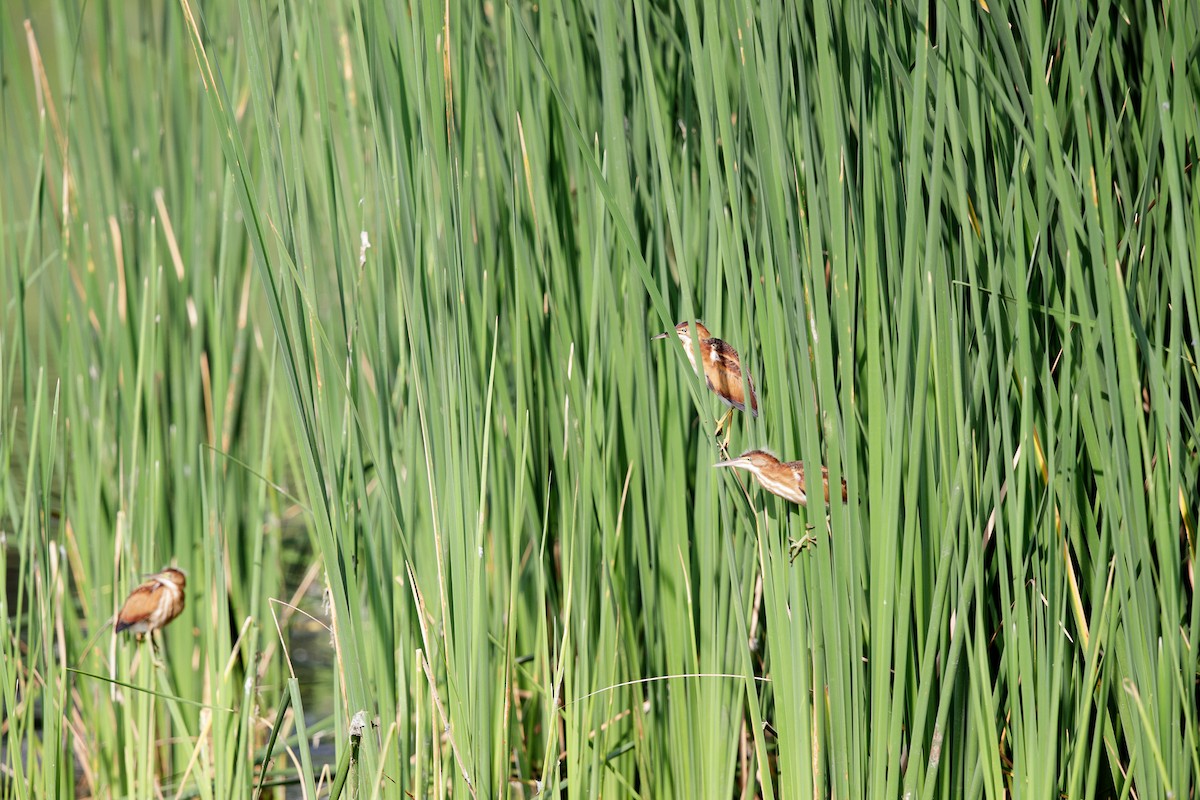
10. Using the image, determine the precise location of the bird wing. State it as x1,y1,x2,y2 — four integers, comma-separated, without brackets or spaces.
115,582,160,632
815,464,849,503
786,461,849,504
703,339,759,416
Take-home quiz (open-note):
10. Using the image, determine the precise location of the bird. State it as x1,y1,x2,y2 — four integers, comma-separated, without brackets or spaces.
652,321,758,447
115,567,187,639
713,449,848,557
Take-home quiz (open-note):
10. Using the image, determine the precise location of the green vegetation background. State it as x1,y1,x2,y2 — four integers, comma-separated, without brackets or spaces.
2,0,1198,797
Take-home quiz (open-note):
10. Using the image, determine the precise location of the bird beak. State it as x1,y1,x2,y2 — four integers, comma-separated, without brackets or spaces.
713,457,748,469
651,331,670,341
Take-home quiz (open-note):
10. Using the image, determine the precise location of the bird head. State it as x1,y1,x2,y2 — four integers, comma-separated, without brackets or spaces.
158,567,187,590
651,320,712,344
713,449,779,475
652,322,713,368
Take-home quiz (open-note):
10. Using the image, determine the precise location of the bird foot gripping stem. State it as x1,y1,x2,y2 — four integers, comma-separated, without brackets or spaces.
788,525,819,562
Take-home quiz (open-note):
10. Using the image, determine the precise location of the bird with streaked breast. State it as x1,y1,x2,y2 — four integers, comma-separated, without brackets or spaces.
115,567,187,638
652,321,759,443
713,449,847,507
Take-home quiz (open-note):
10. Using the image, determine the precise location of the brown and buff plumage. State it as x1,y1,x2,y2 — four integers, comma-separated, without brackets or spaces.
713,449,847,506
115,567,187,637
701,338,759,417
652,321,760,417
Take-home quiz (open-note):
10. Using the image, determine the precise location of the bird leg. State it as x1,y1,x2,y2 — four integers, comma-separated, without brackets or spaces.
141,633,171,671
149,632,167,670
713,408,735,451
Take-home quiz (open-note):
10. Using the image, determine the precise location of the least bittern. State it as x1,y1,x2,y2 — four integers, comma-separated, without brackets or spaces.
652,321,759,448
115,567,187,639
714,449,848,557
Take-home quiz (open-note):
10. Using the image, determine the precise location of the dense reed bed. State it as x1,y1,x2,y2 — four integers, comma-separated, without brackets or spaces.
2,0,1198,796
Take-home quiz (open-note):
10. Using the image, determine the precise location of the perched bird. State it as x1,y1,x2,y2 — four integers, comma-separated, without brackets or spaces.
652,321,758,445
115,567,187,638
713,449,847,505
714,449,848,556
